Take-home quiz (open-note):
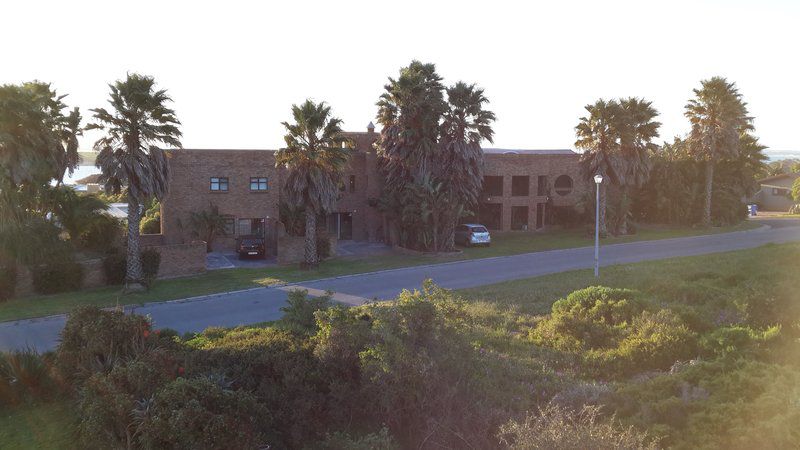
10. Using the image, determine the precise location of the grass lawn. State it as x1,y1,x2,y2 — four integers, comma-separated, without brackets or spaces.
0,401,77,450
0,221,761,322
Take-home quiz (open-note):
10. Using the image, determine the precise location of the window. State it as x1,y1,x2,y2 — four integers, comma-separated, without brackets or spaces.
349,175,356,193
537,175,548,196
554,175,573,196
511,176,529,196
483,176,504,197
772,187,788,196
250,177,268,191
511,206,529,230
218,217,235,236
210,177,228,191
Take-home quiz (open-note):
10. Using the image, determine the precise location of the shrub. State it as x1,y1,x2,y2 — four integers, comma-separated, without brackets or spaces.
317,428,399,450
141,248,161,287
137,377,267,450
184,326,323,446
700,325,781,358
57,306,152,382
0,350,60,407
31,260,84,294
102,252,126,285
532,287,699,378
0,265,16,301
607,359,800,449
498,403,659,449
77,349,182,449
549,205,585,228
79,214,121,253
139,216,161,234
316,234,332,258
279,288,332,334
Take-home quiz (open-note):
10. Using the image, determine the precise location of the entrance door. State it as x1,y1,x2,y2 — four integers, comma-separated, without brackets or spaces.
536,203,545,229
326,212,353,240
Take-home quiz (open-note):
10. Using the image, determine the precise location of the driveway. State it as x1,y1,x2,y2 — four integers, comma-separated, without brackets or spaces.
1,223,798,352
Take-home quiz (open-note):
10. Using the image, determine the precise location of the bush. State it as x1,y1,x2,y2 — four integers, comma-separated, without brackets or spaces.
184,326,323,446
316,234,332,258
57,306,152,382
607,359,800,449
102,252,126,285
137,377,267,450
498,403,658,449
317,428,399,450
141,248,161,287
79,214,121,253
31,260,84,294
700,325,781,358
532,287,699,378
139,216,161,234
549,205,585,228
279,288,332,334
0,350,61,407
0,265,16,301
77,349,182,449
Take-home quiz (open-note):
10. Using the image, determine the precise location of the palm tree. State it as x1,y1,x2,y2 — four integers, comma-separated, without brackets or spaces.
575,99,623,235
438,82,495,249
616,98,660,234
87,74,182,291
275,100,351,268
685,77,752,226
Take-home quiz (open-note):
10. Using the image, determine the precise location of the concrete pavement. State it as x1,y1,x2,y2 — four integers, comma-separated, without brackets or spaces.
1,221,798,352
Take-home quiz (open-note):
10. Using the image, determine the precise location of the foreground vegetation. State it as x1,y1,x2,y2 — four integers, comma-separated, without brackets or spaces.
0,221,760,322
2,243,797,448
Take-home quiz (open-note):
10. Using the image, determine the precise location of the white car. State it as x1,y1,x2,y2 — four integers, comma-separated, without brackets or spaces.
455,224,491,247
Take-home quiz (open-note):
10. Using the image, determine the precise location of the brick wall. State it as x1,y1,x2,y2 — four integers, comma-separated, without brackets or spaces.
277,236,338,265
144,241,207,279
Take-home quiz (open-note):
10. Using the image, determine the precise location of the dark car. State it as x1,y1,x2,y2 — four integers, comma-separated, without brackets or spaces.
454,224,491,247
238,237,266,259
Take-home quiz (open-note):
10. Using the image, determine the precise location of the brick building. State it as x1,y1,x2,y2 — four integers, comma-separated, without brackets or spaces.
160,125,586,253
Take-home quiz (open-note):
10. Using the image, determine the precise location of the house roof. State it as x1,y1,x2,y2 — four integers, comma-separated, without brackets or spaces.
75,173,102,184
758,172,800,184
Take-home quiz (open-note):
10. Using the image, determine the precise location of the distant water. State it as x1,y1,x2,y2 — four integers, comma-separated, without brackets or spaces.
766,150,800,161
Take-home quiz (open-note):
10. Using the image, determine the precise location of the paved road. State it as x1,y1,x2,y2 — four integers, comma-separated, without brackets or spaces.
1,220,798,352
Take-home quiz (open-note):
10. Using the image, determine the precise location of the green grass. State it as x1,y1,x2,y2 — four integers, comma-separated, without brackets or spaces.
0,221,760,322
0,401,77,450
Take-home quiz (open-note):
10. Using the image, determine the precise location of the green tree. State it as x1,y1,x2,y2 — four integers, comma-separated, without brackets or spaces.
188,203,226,252
791,177,800,203
616,98,660,234
685,77,752,226
87,74,182,291
575,99,623,235
49,187,108,242
376,62,494,251
275,100,351,268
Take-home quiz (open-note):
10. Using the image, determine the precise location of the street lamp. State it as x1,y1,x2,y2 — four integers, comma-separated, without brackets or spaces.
593,174,604,277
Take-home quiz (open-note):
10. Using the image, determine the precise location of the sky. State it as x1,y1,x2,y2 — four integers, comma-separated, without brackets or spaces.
3,0,799,156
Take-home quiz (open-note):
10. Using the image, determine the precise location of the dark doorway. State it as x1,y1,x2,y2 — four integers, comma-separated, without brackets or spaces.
536,203,545,229
327,212,353,240
511,206,529,230
479,203,503,230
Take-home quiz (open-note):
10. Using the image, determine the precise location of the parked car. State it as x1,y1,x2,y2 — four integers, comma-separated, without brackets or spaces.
455,224,491,247
237,237,266,259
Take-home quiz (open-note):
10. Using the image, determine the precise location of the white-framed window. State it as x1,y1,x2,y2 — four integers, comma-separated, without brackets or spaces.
210,177,229,191
250,177,268,191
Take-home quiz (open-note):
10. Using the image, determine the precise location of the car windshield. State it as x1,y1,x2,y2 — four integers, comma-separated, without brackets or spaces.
471,226,488,233
241,239,261,246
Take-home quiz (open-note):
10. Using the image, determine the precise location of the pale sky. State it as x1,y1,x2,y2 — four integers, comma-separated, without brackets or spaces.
3,0,799,154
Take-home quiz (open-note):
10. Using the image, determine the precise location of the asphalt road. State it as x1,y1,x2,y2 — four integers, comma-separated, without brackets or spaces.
1,220,798,352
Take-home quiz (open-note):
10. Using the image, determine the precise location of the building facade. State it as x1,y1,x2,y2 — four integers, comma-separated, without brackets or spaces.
160,125,586,253
751,173,799,211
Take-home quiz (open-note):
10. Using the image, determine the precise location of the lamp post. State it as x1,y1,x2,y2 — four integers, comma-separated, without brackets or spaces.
593,174,604,277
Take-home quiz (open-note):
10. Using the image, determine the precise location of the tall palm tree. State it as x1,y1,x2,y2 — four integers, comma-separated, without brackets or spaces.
617,97,660,234
685,77,751,226
275,100,351,268
438,82,495,249
575,99,623,235
87,74,182,291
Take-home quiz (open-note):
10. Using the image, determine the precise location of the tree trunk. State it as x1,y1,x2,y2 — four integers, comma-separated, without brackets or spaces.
703,161,714,227
304,210,318,268
619,186,629,235
125,195,145,292
599,183,608,237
